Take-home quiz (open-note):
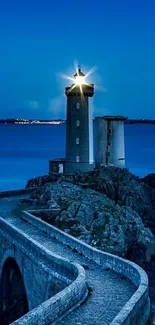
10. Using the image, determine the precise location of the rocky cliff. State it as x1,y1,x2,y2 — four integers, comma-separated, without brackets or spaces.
26,167,155,237
26,167,155,302
30,181,153,258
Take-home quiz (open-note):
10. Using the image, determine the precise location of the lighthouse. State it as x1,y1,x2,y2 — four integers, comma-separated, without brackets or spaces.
64,67,94,174
49,66,127,176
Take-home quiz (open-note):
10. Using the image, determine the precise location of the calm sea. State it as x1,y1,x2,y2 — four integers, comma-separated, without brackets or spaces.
0,123,155,191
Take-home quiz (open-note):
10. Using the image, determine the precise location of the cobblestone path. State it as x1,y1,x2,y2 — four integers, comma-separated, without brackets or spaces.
0,196,136,325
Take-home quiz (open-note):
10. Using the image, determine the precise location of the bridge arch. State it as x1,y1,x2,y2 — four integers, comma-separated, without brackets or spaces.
0,257,28,325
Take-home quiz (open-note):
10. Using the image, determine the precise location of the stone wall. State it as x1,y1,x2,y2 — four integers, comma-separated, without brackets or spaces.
22,210,150,325
0,187,41,198
0,217,87,325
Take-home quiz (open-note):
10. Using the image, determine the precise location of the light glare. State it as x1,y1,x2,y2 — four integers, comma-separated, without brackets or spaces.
75,76,86,85
58,63,105,96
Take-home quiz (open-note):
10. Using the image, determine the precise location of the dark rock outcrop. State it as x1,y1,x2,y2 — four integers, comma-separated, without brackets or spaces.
141,173,155,189
28,180,155,259
26,168,155,236
25,174,59,188
26,167,155,304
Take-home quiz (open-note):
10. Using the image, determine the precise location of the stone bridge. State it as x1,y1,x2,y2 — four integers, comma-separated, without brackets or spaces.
0,190,151,325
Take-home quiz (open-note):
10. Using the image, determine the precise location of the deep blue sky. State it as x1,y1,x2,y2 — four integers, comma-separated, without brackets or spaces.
0,0,155,119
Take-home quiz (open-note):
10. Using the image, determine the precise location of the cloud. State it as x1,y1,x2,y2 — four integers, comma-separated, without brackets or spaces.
24,100,39,109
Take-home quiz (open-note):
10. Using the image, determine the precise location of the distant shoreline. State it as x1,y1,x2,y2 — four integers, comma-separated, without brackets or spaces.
125,119,155,124
0,119,65,125
1,119,155,125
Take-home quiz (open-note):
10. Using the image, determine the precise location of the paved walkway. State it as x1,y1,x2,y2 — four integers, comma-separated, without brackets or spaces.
0,196,136,325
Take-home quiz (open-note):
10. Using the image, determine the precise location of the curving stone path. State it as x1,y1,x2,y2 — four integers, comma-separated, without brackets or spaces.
0,196,136,325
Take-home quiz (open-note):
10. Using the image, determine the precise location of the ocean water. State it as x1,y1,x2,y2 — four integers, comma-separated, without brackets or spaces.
0,124,65,191
0,123,155,191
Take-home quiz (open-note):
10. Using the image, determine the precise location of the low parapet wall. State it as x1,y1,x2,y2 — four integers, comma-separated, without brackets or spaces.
0,187,41,198
0,217,87,325
22,210,150,325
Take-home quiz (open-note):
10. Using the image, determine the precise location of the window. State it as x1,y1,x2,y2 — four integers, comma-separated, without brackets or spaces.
76,155,80,162
76,102,80,109
76,138,79,144
76,120,80,127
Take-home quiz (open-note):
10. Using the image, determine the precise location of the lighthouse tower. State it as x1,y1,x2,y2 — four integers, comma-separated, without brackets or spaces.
64,67,94,174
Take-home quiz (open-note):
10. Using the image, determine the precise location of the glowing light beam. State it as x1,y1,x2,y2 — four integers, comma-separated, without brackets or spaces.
66,83,77,95
58,63,106,96
85,65,97,78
